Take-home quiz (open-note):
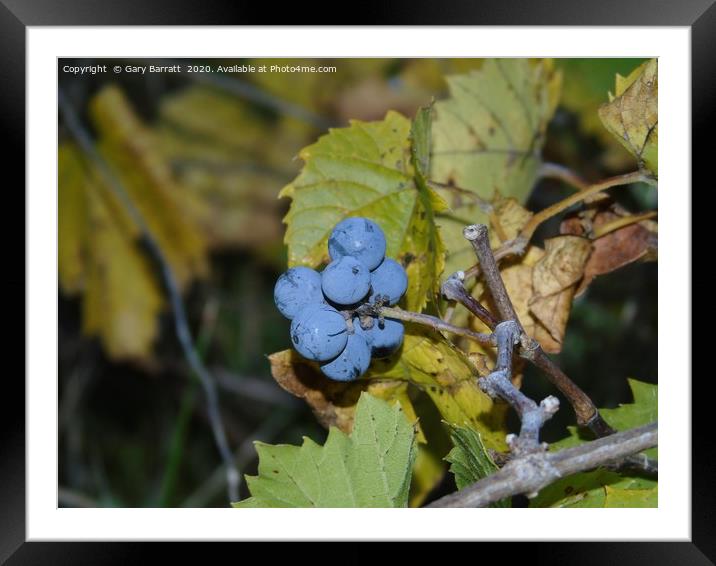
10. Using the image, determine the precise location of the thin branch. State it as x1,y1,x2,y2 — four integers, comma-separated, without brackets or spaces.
461,224,614,434
428,422,657,507
593,210,658,239
375,306,495,346
213,369,304,409
538,161,589,191
441,273,498,330
479,321,560,454
463,225,524,328
529,349,615,436
520,171,655,244
463,170,656,280
181,409,297,508
59,88,240,504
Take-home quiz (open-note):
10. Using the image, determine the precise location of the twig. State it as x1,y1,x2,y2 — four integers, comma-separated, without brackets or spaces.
479,321,560,455
461,224,614,435
463,225,524,329
529,349,615,436
373,306,495,346
428,422,657,507
538,161,589,191
520,171,655,243
59,88,240,504
463,170,656,280
593,210,658,239
441,273,498,330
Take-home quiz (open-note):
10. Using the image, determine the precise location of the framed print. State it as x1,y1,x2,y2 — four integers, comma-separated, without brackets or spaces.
4,0,710,562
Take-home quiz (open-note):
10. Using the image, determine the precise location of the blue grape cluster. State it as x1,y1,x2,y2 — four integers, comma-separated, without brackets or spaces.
274,217,408,382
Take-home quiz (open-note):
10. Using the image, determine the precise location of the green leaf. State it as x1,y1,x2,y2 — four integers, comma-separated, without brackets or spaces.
280,111,446,311
598,59,658,176
604,485,658,507
444,424,510,507
410,104,433,179
233,392,417,508
530,379,657,508
529,469,657,508
431,59,562,278
552,379,658,458
601,379,658,453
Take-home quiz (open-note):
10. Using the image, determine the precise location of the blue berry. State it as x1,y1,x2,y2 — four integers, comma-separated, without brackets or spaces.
273,266,324,320
290,304,347,362
321,256,371,305
320,332,371,382
369,258,408,306
369,318,404,358
328,217,387,271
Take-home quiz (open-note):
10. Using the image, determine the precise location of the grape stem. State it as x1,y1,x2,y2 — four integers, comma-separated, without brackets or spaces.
352,304,495,346
460,223,615,436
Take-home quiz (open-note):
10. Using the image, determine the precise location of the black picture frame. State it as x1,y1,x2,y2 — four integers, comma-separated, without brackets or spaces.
5,1,708,562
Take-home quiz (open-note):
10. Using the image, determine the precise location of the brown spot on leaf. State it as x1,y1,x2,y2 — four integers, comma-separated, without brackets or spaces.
401,253,416,268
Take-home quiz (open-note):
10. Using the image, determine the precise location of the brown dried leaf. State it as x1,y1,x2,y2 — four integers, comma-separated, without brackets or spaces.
531,236,592,298
561,204,658,296
529,236,591,346
268,350,424,440
268,349,362,433
497,248,557,353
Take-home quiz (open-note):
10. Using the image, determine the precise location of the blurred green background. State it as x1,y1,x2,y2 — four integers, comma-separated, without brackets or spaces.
58,57,656,508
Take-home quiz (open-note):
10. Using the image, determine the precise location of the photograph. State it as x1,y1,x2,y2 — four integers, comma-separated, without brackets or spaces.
57,56,659,510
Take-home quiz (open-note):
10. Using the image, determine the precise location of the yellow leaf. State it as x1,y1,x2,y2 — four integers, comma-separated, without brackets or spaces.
90,86,208,290
58,145,90,294
365,327,508,451
58,85,213,361
270,325,507,452
80,155,164,360
490,196,534,245
598,59,658,175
